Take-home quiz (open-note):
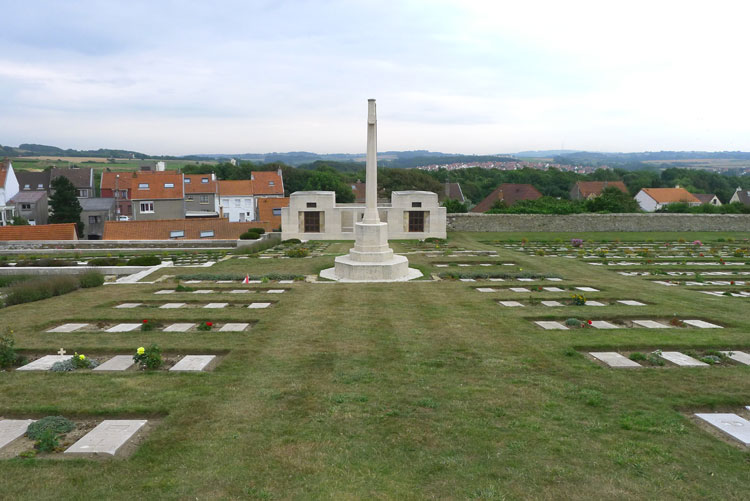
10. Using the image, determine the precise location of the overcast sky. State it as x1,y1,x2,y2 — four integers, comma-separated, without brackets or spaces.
1,0,749,155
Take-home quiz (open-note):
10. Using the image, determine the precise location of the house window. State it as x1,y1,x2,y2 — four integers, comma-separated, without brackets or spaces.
139,201,154,213
164,183,174,188
411,201,422,208
306,202,316,208
23,184,30,190
88,215,101,224
184,178,191,183
186,195,194,201
244,199,252,207
138,183,149,189
272,208,282,216
38,184,44,189
200,230,214,238
78,189,89,197
170,230,185,238
200,195,209,204
269,181,275,186
234,199,241,207
21,204,31,210
201,178,209,183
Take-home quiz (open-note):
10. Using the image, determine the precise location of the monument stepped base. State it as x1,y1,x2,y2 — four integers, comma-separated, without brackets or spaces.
321,254,422,282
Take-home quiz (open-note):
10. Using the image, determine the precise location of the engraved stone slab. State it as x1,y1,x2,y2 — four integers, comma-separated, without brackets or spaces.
17,355,72,371
488,278,505,282
632,320,672,329
204,303,228,309
219,323,249,332
585,301,606,306
498,301,524,307
720,351,750,365
618,300,646,306
546,278,563,282
47,323,89,333
159,303,185,309
683,319,722,329
115,303,142,309
278,280,294,284
695,413,750,446
517,278,534,282
534,321,569,330
93,355,135,372
458,264,470,267
542,301,564,306
476,288,495,292
248,302,271,309
163,323,195,332
154,290,175,294
459,278,475,282
590,352,641,368
230,289,252,293
0,420,35,449
509,287,530,292
170,355,216,372
543,287,565,292
435,264,448,268
106,323,141,333
660,351,708,367
65,420,148,456
193,289,214,294
267,289,285,294
590,320,621,329
183,280,202,284
576,287,599,292
216,280,235,283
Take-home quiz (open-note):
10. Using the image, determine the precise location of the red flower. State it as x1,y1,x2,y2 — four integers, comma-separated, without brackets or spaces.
142,319,148,323
587,320,592,325
731,281,735,285
206,322,213,327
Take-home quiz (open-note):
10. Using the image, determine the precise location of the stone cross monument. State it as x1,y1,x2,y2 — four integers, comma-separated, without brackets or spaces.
320,99,421,282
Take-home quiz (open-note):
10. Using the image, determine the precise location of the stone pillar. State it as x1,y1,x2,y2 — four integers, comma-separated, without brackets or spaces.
363,99,380,224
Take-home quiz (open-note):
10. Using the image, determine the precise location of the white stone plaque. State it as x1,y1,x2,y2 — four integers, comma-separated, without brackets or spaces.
498,301,523,307
695,413,750,446
720,351,750,365
219,323,249,332
163,323,195,332
47,323,88,333
632,320,672,329
683,320,722,329
65,420,148,456
106,323,141,333
0,419,35,449
534,321,568,330
590,352,641,368
660,351,708,367
170,355,216,372
93,355,135,372
17,355,72,371
248,303,271,309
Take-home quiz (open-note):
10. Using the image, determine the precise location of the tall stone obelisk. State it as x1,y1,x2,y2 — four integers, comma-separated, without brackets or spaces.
322,99,420,282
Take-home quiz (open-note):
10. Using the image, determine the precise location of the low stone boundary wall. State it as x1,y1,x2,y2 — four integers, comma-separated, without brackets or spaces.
0,266,151,276
446,213,750,232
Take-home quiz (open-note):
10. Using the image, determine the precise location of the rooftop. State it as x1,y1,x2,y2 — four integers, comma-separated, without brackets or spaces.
0,223,77,241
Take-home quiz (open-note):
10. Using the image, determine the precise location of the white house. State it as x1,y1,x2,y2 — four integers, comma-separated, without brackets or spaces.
729,187,750,206
634,187,701,212
281,190,447,241
217,170,284,222
0,160,20,226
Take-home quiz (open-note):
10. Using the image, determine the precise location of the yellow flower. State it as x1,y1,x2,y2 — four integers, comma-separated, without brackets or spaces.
137,347,145,355
79,354,85,360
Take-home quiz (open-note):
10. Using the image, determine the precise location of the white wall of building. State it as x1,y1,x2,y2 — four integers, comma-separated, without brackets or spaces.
220,195,255,222
635,190,658,212
0,162,19,225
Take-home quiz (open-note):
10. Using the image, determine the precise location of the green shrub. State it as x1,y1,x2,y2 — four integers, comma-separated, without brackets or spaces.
36,429,59,452
126,255,161,266
197,321,214,331
87,257,124,266
424,237,447,244
175,284,195,292
14,258,74,267
140,319,161,332
285,247,310,258
282,238,301,245
239,231,260,240
0,275,32,288
0,330,19,368
628,352,646,361
79,270,104,288
133,344,163,369
247,227,266,234
5,275,80,306
26,416,75,441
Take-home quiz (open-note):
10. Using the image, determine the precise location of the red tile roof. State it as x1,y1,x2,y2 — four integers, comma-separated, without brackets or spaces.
573,181,628,198
251,170,284,195
218,180,253,197
0,223,78,240
351,181,366,203
129,172,184,200
100,171,136,191
471,183,542,212
0,162,10,187
102,218,275,240
184,174,218,194
640,188,700,204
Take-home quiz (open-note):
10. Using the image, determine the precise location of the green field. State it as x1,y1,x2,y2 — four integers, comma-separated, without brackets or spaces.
1,232,749,499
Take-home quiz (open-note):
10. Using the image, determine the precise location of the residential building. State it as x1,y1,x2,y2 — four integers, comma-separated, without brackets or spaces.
0,222,78,240
281,190,446,241
692,193,722,206
635,187,701,212
257,197,289,230
570,181,628,200
251,169,284,197
130,171,186,221
100,171,137,218
15,170,51,193
729,187,750,206
351,180,366,203
0,159,19,226
441,182,465,203
471,183,543,212
80,198,116,239
10,190,48,225
51,166,94,198
218,180,255,222
184,173,219,218
102,218,272,240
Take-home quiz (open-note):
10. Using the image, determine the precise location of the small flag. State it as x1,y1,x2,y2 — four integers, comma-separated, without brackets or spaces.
242,275,250,284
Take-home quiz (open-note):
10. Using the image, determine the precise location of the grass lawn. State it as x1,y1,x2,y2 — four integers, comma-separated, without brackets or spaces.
1,231,749,499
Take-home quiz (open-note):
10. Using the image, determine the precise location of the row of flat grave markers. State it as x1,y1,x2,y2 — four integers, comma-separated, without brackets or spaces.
476,285,594,292
619,271,750,277
497,300,645,307
590,351,750,368
0,419,149,457
465,277,563,284
48,323,251,333
115,302,272,309
534,319,722,330
180,280,296,284
154,289,286,294
16,353,217,372
434,262,515,268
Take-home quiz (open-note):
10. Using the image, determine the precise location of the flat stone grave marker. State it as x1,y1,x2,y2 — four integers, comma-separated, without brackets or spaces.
720,351,750,365
204,303,228,309
510,287,530,292
267,289,285,294
695,413,750,446
498,301,524,307
0,419,35,449
541,300,564,307
633,320,672,329
93,355,135,372
683,319,722,329
458,264,469,267
245,280,262,284
163,323,196,332
115,303,142,309
106,323,141,333
229,289,252,293
219,323,249,332
248,302,271,309
193,290,214,294
590,320,620,329
543,287,564,292
576,287,599,292
517,278,534,282
586,301,606,306
653,281,677,286
159,303,185,309
47,323,89,333
435,264,448,268
546,278,563,281
17,355,72,371
590,352,641,368
65,420,148,456
660,351,708,367
479,263,491,266
618,300,646,306
278,280,294,284
170,355,216,372
488,278,505,282
476,288,495,292
216,280,235,283
154,290,175,294
459,278,475,282
534,321,568,330
183,280,202,283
